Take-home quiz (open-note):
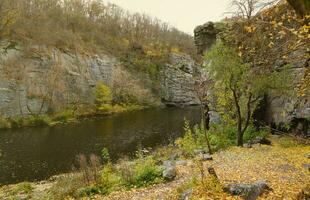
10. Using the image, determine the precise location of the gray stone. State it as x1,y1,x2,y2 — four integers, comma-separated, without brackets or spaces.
161,53,200,107
163,166,176,180
176,160,187,166
201,154,213,161
179,189,192,200
194,149,205,155
224,180,270,200
251,137,271,145
194,22,218,55
244,143,253,148
163,160,175,168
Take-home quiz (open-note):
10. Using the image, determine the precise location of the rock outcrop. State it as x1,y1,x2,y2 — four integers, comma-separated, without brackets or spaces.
194,22,217,55
0,41,200,117
161,53,200,106
194,17,310,136
0,42,119,117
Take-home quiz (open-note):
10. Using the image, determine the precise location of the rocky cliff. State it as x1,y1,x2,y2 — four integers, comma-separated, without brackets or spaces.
161,53,200,106
194,12,310,136
0,41,199,117
0,42,120,117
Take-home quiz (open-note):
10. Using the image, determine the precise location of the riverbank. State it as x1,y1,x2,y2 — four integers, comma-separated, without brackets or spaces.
0,135,309,200
0,104,148,130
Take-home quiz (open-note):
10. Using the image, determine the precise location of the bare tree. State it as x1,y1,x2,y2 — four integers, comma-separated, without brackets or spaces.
194,73,213,154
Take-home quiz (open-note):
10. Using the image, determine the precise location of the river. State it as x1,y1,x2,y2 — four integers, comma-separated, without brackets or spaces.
0,107,200,185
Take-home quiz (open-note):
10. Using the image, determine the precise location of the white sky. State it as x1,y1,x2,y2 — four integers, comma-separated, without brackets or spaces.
104,0,231,35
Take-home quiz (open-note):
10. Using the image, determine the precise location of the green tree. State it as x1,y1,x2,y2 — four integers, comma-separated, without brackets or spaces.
205,41,291,146
95,83,112,111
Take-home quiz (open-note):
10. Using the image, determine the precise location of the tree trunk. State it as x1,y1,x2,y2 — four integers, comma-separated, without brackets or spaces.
201,104,212,154
287,0,310,17
237,129,244,146
232,88,244,147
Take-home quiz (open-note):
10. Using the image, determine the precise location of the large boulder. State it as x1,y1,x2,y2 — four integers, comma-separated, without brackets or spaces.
194,22,218,55
224,180,270,200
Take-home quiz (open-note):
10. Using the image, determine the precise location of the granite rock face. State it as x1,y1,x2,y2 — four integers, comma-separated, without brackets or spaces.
0,42,201,117
194,21,310,136
194,22,217,55
0,43,119,117
161,53,200,106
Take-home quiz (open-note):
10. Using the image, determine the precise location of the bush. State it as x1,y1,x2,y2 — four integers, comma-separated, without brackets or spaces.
175,121,197,157
278,137,298,148
133,156,163,187
95,83,113,112
49,174,85,199
117,154,163,188
51,109,75,124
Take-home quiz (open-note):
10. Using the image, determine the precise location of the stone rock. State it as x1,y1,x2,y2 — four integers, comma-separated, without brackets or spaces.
0,44,119,117
163,166,176,180
194,22,218,55
224,180,270,200
201,154,213,161
194,149,205,155
176,160,187,166
179,189,193,200
163,160,175,168
251,137,271,145
244,143,253,148
302,164,310,172
161,53,200,107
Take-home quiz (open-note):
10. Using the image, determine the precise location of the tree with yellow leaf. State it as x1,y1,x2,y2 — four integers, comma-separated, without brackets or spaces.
205,41,291,146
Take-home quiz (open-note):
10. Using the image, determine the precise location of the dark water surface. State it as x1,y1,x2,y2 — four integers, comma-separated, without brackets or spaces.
0,107,200,185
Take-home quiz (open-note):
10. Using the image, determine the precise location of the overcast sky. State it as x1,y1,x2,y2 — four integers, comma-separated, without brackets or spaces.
104,0,231,35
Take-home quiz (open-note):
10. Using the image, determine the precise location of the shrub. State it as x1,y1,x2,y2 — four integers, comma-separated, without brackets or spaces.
9,182,33,197
133,156,163,187
49,174,85,199
243,126,269,142
51,109,75,124
278,137,298,148
117,154,163,188
95,83,113,112
175,121,197,157
101,148,110,165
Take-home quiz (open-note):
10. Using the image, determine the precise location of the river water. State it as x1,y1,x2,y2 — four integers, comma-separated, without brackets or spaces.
0,107,200,185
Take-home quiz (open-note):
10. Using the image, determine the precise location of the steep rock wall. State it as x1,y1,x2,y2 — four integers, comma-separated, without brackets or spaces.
0,42,200,117
161,53,200,106
194,20,310,136
0,43,119,117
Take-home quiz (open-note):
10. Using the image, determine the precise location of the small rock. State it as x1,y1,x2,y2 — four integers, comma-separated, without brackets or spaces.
163,166,176,180
302,164,310,172
176,160,187,166
163,160,175,167
201,154,213,161
307,154,310,159
251,136,271,145
179,188,193,200
224,180,270,200
194,149,205,155
244,143,252,148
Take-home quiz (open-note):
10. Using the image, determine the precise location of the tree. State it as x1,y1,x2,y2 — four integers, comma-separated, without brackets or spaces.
194,74,213,154
95,82,112,111
205,41,291,146
286,0,310,17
